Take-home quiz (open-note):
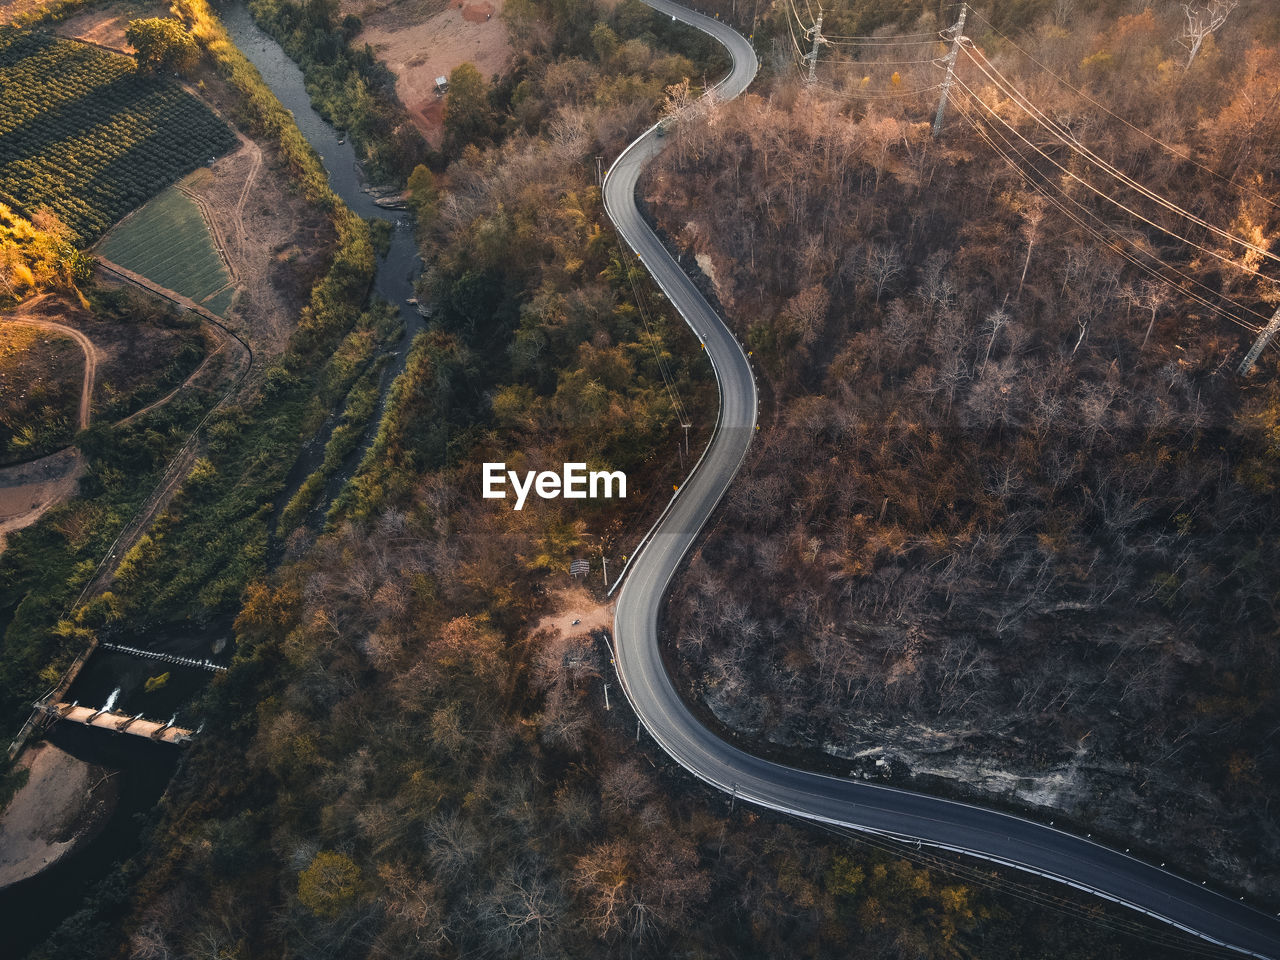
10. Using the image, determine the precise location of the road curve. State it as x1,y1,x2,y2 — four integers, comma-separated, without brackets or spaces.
603,4,1280,957
0,310,97,430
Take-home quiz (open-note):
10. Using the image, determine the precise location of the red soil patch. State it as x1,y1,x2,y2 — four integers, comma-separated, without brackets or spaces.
417,99,445,145
461,1,493,22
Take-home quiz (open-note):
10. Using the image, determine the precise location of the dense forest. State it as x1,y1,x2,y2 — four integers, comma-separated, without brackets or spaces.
648,0,1280,895
10,0,1233,958
4,0,1276,955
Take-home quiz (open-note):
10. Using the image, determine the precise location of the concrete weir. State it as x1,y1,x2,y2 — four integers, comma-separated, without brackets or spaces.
43,702,195,745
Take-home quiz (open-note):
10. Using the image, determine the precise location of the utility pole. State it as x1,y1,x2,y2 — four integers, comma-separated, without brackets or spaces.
1238,304,1280,374
603,682,610,711
932,2,968,139
805,8,824,84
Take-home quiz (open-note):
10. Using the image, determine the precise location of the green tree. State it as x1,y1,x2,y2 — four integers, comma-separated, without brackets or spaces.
126,18,199,74
407,164,439,225
591,21,620,63
298,851,362,918
443,63,495,157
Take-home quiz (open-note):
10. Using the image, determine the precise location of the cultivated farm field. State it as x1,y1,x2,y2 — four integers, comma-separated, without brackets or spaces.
0,27,236,241
98,186,235,315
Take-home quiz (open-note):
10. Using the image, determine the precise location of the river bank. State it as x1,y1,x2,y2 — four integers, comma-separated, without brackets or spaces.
0,741,116,890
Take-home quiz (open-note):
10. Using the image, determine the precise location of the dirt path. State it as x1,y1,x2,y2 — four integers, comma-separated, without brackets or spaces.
0,306,98,431
70,261,252,602
178,185,239,287
234,133,263,241
0,282,246,551
115,325,230,429
177,124,320,352
174,131,262,310
0,296,95,548
0,448,85,549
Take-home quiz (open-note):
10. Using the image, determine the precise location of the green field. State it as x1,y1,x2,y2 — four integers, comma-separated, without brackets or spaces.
0,26,236,242
97,186,235,313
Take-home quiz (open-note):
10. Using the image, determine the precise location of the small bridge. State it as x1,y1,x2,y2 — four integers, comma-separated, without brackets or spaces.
42,701,196,745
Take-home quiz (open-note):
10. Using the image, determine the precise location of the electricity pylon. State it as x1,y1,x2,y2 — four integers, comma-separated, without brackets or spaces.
1238,304,1280,375
932,2,968,138
805,8,825,84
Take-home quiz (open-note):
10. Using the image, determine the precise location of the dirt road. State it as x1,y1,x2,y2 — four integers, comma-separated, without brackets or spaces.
0,308,98,431
0,289,244,550
0,298,97,547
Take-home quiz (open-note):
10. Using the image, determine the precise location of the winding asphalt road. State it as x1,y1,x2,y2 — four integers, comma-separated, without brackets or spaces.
603,3,1280,957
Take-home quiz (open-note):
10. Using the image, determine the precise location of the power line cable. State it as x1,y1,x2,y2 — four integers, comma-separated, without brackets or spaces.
800,72,943,99
617,244,692,425
814,54,947,65
951,93,1264,333
963,6,1280,213
785,0,810,35
951,65,1280,289
843,84,944,99
821,36,946,46
776,8,1271,341
960,45,1280,278
953,93,1265,332
819,29,942,40
784,8,809,66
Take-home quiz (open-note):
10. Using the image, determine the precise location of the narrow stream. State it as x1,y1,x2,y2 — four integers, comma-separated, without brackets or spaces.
220,0,426,450
4,9,427,951
220,1,428,529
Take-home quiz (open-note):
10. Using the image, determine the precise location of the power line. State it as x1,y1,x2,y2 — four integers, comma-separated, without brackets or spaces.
795,71,942,99
617,244,692,426
821,36,945,46
819,30,942,40
951,92,1265,331
950,94,1265,334
950,65,1280,289
785,0,810,35
813,54,946,65
784,11,808,67
960,45,1280,278
841,83,944,99
775,1,1272,347
786,0,951,83
963,6,1280,214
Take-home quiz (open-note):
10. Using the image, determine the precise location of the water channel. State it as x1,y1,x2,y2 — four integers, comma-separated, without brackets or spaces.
2,7,424,949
